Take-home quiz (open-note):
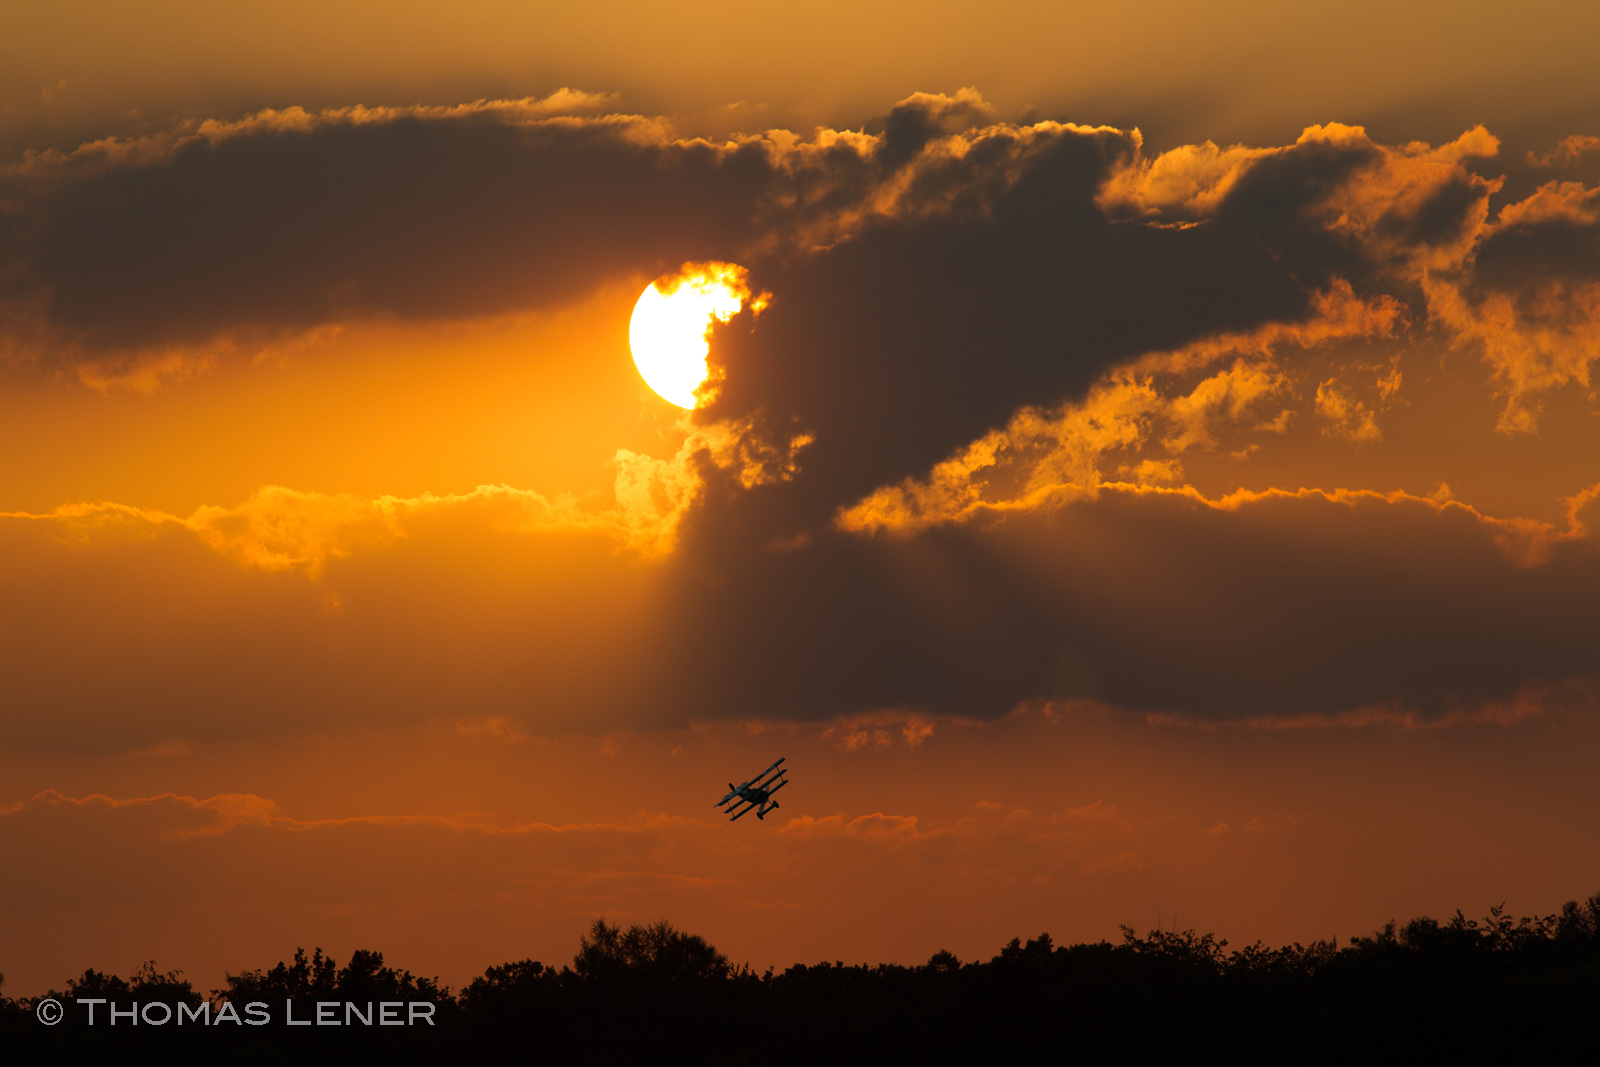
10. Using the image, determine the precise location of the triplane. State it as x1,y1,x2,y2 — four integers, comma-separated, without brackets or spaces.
716,757,788,821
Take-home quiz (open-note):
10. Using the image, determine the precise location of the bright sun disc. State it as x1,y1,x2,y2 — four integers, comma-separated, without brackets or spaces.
629,262,758,409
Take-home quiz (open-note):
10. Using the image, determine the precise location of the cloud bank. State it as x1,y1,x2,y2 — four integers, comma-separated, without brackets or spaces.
2,90,1600,748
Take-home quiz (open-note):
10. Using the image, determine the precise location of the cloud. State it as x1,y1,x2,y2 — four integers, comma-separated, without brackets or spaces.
1527,136,1600,169
1145,674,1597,732
1094,120,1600,433
1429,179,1600,431
639,480,1600,728
3,445,1598,747
1313,376,1383,443
0,90,1134,387
697,117,1315,543
776,800,1144,874
2,93,760,370
1101,122,1500,272
0,409,808,572
5,92,1597,443
5,95,1600,745
832,281,1404,536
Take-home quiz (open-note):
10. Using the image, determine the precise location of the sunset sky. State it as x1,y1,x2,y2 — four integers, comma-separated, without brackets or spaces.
4,1,1600,998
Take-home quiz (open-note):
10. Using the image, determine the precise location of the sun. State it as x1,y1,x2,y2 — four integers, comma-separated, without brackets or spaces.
629,262,763,409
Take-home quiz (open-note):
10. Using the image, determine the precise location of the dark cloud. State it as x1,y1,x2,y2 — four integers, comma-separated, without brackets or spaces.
9,107,769,350
1209,136,1382,284
1,485,1597,750
1470,191,1600,293
703,125,1308,529
642,486,1600,724
0,92,1106,360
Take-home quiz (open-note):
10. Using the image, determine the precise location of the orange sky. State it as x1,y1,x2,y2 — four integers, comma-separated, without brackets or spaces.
3,1,1600,1000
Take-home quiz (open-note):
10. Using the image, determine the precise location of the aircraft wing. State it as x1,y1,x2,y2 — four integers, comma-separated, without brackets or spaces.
750,763,786,790
717,757,787,819
715,757,784,807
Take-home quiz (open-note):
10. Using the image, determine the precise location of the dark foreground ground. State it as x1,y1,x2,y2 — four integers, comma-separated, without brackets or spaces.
4,893,1599,1065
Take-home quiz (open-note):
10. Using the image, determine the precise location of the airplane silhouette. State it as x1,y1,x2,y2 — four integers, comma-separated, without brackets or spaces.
715,757,788,821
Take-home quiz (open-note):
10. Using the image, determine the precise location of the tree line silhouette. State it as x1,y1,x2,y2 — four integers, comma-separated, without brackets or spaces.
4,892,1599,1064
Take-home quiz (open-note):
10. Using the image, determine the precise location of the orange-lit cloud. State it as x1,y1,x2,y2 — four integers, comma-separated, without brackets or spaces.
833,282,1405,536
1426,181,1600,432
1527,135,1600,169
1092,120,1600,434
0,409,816,569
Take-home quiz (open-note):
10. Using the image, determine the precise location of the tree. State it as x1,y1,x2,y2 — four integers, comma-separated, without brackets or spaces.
573,919,731,983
